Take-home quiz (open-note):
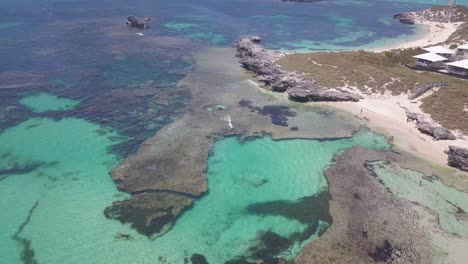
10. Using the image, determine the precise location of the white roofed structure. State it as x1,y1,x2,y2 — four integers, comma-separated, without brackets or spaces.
457,44,468,50
446,59,468,76
446,59,468,69
423,46,455,55
413,53,448,62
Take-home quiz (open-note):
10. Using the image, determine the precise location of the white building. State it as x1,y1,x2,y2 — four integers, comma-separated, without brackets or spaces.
423,46,456,59
457,44,468,55
446,59,468,76
413,53,448,68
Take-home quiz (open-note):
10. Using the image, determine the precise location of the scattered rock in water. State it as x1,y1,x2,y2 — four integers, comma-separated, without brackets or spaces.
447,146,468,171
126,16,150,29
394,13,415,24
236,37,360,102
114,232,134,241
190,253,209,264
249,178,269,188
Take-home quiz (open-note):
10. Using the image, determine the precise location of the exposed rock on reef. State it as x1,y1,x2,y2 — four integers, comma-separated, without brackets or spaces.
406,110,456,140
236,36,360,102
108,47,361,238
126,16,149,29
394,13,415,25
447,146,468,171
296,147,445,263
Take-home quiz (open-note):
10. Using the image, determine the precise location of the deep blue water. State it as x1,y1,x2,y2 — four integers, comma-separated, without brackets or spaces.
0,0,437,151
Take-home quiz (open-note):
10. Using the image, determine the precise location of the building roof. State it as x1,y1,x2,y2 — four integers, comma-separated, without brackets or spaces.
446,59,468,70
423,46,455,55
413,52,448,62
458,44,468,50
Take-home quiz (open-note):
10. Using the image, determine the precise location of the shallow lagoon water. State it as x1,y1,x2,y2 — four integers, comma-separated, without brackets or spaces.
19,93,80,113
369,161,468,238
0,121,389,263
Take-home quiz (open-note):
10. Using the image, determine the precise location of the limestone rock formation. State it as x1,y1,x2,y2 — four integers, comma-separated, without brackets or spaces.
237,36,360,102
126,16,149,29
406,110,456,140
408,81,448,100
395,5,468,24
447,146,468,171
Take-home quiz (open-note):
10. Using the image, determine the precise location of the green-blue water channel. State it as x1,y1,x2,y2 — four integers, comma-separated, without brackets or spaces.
369,161,468,238
19,93,80,113
0,114,389,263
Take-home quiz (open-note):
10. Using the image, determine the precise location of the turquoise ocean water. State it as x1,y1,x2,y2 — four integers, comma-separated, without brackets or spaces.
0,0,465,263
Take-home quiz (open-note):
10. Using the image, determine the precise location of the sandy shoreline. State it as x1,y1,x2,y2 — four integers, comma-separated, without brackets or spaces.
370,20,460,52
326,19,468,175
326,94,468,167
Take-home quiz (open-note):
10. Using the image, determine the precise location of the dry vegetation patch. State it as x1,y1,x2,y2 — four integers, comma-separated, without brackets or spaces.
276,50,468,133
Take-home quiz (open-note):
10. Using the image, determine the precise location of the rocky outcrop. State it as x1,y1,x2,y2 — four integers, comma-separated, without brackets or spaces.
394,14,415,25
447,146,468,171
296,147,434,263
126,16,149,29
395,5,468,24
288,85,360,102
408,81,448,100
406,110,456,140
237,36,361,102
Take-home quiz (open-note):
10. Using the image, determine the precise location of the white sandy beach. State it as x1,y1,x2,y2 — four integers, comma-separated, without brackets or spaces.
371,21,460,52
327,93,468,167
329,19,468,175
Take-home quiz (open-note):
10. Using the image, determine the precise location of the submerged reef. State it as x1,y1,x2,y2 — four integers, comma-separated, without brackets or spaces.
12,201,39,264
296,146,467,263
104,192,194,237
108,47,361,239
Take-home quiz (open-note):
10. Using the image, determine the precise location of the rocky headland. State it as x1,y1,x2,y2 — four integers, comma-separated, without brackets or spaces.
237,37,361,102
396,5,468,24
